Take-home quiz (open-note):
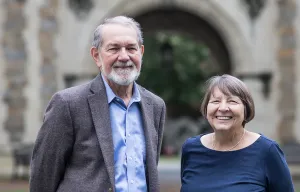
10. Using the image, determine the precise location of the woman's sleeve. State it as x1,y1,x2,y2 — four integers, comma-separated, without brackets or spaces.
181,138,189,184
265,142,295,192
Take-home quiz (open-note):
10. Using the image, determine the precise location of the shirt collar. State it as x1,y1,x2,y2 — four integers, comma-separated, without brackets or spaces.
101,74,141,104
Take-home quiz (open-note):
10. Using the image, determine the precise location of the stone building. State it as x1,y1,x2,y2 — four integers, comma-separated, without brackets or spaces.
0,0,300,155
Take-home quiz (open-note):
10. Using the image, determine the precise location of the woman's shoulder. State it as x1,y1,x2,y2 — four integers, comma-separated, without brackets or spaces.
181,135,207,157
183,135,201,145
257,134,279,147
182,133,212,152
182,134,205,150
250,133,282,153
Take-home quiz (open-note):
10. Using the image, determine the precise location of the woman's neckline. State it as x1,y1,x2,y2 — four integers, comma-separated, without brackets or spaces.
199,133,262,153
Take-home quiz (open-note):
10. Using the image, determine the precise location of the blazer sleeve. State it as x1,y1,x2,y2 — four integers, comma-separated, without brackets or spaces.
156,101,166,164
265,142,295,192
30,92,74,192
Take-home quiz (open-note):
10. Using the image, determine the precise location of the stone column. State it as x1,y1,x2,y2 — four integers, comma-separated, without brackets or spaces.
2,0,27,145
39,0,58,112
277,0,297,144
0,0,9,153
276,0,300,164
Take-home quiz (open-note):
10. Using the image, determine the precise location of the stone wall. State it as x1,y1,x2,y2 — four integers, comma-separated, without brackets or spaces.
2,0,27,150
0,0,9,153
295,0,300,142
55,0,104,90
277,0,298,144
23,0,44,143
39,0,59,113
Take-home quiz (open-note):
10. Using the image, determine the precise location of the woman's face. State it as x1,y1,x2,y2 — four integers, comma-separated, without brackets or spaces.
206,87,245,132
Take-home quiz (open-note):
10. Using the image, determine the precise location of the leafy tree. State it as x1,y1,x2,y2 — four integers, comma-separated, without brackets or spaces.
138,32,221,118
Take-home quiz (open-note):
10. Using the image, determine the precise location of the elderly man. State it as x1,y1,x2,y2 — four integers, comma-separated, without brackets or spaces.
30,16,166,192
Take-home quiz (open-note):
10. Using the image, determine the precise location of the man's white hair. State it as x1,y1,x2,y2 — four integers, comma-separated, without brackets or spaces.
92,16,143,49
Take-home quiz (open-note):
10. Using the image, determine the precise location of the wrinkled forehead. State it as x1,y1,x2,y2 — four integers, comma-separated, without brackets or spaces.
101,24,139,45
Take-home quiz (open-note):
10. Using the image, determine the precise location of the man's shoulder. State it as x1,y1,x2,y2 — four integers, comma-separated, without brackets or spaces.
137,84,165,105
53,81,92,101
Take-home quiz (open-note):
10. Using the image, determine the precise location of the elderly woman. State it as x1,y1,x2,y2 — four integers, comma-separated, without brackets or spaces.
180,74,294,192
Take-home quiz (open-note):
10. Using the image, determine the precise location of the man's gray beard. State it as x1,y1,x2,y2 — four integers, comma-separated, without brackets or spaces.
102,61,140,86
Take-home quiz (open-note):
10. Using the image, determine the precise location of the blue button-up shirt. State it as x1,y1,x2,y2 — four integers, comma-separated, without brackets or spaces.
102,75,147,192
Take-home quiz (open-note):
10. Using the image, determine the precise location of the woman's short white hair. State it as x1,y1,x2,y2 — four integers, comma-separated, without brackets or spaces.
92,16,143,49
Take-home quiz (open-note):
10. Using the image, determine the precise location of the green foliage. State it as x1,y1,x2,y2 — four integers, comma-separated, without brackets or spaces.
138,32,220,109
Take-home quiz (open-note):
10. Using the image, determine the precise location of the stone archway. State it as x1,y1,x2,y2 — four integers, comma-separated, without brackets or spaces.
105,0,252,74
132,8,232,74
82,0,252,75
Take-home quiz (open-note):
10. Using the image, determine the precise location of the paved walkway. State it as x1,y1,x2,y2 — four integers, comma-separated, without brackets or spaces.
0,156,13,179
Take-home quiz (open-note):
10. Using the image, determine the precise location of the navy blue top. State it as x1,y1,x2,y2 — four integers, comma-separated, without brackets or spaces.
181,134,294,192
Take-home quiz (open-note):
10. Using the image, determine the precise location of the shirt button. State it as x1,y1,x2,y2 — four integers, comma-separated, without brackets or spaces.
131,180,134,184
128,133,131,137
129,157,132,160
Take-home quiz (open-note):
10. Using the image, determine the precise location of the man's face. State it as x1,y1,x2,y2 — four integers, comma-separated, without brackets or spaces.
94,24,144,86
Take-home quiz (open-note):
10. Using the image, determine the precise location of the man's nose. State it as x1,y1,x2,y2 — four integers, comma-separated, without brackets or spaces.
118,48,130,62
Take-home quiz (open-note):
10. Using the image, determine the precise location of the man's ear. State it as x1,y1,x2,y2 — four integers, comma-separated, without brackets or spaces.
90,47,101,68
140,45,144,56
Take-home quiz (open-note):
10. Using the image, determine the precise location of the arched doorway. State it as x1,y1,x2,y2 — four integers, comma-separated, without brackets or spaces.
133,8,232,74
131,9,232,155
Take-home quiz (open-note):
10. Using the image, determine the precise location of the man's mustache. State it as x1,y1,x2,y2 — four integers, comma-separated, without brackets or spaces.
113,61,134,67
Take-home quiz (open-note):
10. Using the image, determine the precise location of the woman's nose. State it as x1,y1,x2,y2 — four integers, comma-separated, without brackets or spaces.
218,102,229,111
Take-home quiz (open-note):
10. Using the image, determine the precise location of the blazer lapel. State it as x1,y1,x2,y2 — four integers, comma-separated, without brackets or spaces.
139,87,159,192
87,74,115,189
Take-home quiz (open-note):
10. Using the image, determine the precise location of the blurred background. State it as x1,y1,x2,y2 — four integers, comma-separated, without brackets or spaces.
0,0,300,191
